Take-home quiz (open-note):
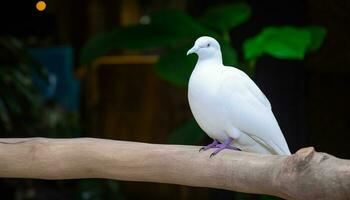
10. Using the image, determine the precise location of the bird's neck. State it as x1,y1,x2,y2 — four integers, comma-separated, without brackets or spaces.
196,54,223,68
196,56,223,68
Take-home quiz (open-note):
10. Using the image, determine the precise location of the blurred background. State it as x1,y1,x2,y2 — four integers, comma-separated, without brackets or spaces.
0,0,349,199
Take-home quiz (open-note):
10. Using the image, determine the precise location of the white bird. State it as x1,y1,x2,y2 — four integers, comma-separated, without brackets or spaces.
187,36,291,157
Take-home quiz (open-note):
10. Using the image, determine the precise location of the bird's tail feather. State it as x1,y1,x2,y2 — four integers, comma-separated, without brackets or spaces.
250,135,291,155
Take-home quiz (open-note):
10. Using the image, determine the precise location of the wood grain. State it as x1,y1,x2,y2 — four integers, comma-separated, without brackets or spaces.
0,138,349,200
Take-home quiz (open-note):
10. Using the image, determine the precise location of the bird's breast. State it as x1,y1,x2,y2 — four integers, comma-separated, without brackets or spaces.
188,67,228,138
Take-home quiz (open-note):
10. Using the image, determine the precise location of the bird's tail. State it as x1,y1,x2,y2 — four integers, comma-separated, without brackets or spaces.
250,134,291,155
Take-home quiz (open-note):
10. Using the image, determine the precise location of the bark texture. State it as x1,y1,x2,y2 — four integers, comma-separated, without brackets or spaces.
0,138,349,200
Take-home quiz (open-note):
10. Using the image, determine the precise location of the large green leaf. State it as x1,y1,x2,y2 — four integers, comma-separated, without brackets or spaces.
151,10,217,39
79,10,216,65
155,41,237,87
167,118,205,145
243,26,326,61
221,40,238,66
200,2,251,33
79,25,179,65
79,30,118,66
154,44,196,87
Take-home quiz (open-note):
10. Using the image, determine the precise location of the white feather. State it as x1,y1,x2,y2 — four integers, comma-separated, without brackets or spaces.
187,36,291,155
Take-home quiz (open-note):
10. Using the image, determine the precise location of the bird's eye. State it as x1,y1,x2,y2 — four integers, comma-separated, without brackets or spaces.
207,43,210,47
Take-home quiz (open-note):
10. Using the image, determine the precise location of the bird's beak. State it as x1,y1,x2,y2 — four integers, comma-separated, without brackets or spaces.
187,46,198,56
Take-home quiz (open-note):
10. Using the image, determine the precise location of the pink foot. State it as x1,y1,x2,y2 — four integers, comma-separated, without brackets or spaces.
199,140,219,152
209,138,241,158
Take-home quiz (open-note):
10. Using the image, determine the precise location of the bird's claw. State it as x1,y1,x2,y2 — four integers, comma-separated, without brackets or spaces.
200,139,240,157
209,152,217,158
199,140,219,152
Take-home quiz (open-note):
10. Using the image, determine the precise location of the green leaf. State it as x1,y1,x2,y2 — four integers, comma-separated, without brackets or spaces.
243,26,316,61
151,10,217,39
155,41,237,87
79,10,216,65
200,2,251,33
79,29,121,65
221,40,238,66
305,26,327,51
154,44,196,87
80,27,160,65
167,118,205,145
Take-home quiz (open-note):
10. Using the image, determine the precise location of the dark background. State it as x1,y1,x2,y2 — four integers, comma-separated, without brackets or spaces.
0,0,349,199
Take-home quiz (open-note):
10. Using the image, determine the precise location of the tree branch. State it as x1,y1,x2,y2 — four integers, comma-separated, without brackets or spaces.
0,138,349,200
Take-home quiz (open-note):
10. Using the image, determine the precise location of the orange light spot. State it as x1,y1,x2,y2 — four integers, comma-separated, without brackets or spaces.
36,1,46,12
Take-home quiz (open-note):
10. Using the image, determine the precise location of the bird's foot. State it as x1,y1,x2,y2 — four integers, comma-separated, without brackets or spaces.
209,138,240,158
214,145,241,151
199,140,219,152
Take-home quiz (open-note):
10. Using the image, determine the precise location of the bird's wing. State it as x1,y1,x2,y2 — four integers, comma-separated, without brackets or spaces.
220,66,290,155
226,67,271,109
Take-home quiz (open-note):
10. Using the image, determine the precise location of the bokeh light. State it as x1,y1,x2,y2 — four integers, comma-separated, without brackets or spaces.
36,1,46,12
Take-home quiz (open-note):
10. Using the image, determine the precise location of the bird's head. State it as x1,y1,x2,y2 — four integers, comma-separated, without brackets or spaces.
187,36,222,61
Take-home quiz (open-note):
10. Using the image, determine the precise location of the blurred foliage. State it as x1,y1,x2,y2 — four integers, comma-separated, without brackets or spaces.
200,2,251,40
305,26,327,51
0,37,47,135
168,118,205,145
79,2,326,147
0,37,79,137
0,37,86,199
243,26,327,61
75,180,125,200
80,10,217,66
79,9,232,87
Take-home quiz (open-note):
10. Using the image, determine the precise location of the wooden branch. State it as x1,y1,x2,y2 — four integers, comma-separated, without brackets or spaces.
0,138,349,200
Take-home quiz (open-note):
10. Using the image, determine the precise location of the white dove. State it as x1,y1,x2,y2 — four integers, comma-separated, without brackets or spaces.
187,36,291,157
